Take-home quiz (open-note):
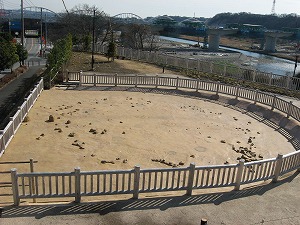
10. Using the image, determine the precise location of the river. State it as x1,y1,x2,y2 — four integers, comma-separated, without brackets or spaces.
159,36,299,76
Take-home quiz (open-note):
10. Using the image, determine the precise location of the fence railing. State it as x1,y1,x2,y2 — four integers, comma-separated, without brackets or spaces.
70,73,300,122
10,152,300,205
96,45,300,91
8,74,300,205
0,78,44,157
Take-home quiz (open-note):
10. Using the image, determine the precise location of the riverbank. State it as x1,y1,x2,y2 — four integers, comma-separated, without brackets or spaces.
178,34,299,62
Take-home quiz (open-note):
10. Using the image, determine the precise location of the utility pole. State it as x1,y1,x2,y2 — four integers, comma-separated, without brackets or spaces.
91,9,95,70
40,8,43,57
293,55,298,77
21,0,25,64
45,14,47,50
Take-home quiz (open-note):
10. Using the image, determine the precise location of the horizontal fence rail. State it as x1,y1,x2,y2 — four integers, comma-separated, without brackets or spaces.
0,78,44,157
98,45,300,91
11,151,300,205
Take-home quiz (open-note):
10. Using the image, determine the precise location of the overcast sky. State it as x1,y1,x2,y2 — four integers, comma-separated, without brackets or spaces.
4,0,300,18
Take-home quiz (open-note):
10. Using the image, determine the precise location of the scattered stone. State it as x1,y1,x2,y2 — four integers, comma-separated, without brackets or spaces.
220,140,226,143
179,161,184,166
122,131,126,134
224,161,229,164
207,136,211,138
120,121,123,123
36,137,40,140
54,128,63,133
68,132,75,137
66,120,71,124
48,115,54,122
101,160,115,164
78,102,82,104
116,158,120,160
123,159,128,163
40,133,44,137
190,155,195,158
91,154,95,157
23,116,30,122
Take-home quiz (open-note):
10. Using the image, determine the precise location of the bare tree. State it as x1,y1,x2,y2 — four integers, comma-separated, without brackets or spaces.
120,24,159,51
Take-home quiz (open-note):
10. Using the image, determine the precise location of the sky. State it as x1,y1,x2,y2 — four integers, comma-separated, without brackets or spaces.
3,0,300,18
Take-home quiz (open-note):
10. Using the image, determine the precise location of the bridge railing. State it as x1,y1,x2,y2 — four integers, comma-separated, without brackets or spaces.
99,45,300,91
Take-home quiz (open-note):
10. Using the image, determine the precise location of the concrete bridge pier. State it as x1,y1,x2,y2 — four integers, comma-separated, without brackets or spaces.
208,34,221,52
207,29,237,51
264,31,292,52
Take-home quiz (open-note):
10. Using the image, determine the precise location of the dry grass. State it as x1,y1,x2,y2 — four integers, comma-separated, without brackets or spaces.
67,52,179,75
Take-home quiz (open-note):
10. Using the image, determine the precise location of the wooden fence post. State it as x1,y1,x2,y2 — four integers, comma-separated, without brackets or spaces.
286,76,291,89
210,62,213,73
135,75,138,88
9,117,15,134
186,163,196,196
223,64,227,76
11,168,20,206
269,73,273,85
176,77,179,90
252,71,257,82
155,75,158,88
216,81,220,96
287,101,293,118
196,79,200,92
74,167,81,203
235,85,240,99
234,159,245,191
254,89,259,104
133,165,141,199
271,95,277,110
272,154,283,183
94,74,97,87
79,70,83,86
30,158,37,203
114,73,118,87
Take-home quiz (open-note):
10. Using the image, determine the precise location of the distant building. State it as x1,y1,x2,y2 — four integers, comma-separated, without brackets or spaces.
226,23,266,38
282,27,300,39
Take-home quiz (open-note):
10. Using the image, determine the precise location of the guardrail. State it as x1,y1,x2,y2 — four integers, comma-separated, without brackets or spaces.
8,74,300,205
0,78,44,157
96,44,300,91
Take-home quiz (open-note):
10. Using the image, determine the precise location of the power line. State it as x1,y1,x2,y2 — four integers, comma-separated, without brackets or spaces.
61,0,69,14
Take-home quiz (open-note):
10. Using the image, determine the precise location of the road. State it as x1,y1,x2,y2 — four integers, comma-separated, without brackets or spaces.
0,38,44,78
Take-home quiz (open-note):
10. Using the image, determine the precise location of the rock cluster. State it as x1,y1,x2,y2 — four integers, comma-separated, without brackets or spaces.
151,158,184,168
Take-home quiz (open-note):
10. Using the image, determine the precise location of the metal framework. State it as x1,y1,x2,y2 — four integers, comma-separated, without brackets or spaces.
112,13,145,24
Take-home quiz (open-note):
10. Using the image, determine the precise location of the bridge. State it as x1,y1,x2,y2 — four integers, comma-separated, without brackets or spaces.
112,13,145,24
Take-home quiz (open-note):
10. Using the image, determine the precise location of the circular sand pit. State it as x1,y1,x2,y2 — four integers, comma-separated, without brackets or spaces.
1,89,296,172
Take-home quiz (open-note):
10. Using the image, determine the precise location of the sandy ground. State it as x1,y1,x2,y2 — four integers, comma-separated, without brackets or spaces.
0,88,295,174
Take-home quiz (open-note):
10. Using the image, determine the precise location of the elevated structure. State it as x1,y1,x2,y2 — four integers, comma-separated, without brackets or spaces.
112,13,145,24
207,28,237,51
264,31,292,52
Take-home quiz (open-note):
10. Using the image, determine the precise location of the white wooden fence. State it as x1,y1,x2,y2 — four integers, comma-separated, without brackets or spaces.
9,74,300,205
0,78,44,157
95,44,300,91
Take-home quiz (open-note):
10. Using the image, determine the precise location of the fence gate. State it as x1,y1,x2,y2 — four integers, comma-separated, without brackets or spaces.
0,159,37,205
